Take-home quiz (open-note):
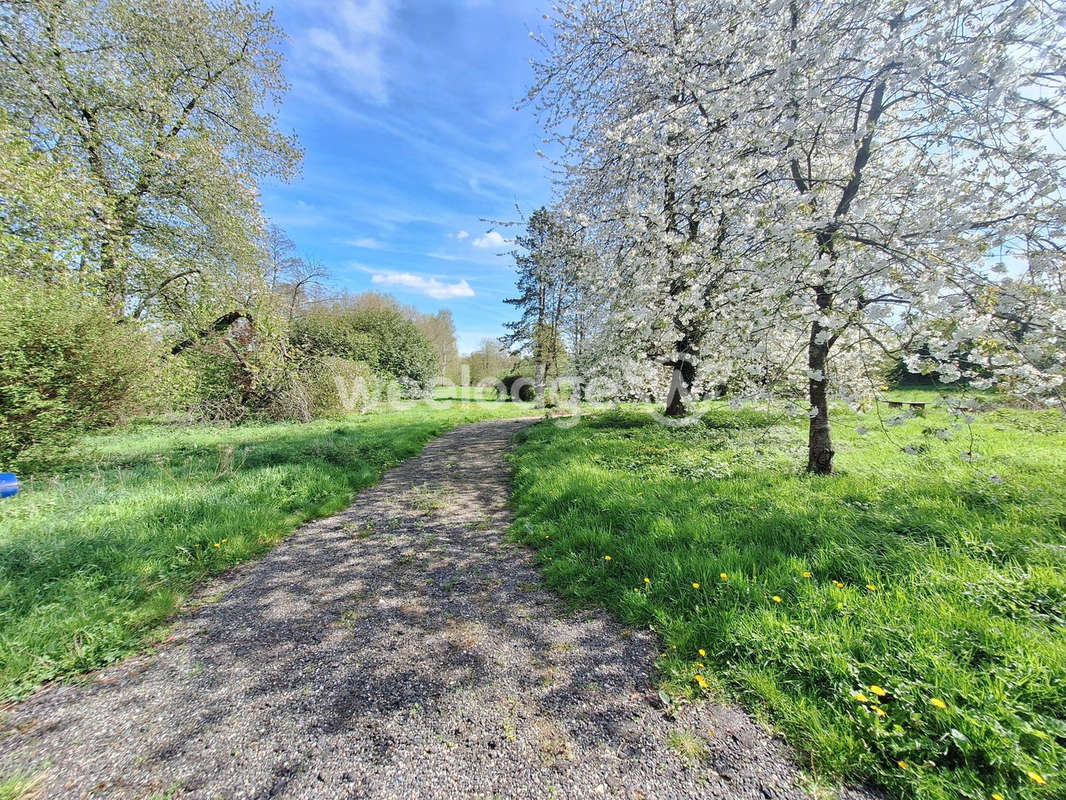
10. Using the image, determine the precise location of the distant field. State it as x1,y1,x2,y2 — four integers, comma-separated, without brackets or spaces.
0,401,532,700
509,402,1066,800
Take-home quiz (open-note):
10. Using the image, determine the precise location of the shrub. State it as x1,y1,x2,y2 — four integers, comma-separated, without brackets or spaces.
172,339,254,423
170,310,307,424
501,374,536,402
292,306,439,392
0,275,152,466
293,356,376,418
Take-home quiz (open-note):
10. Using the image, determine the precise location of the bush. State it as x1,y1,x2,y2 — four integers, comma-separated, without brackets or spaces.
297,356,376,418
501,374,536,402
170,312,305,424
0,275,152,466
292,306,439,392
171,339,255,423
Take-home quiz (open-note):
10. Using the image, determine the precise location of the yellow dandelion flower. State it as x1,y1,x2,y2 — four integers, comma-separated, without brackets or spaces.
695,675,709,688
634,588,640,593
698,649,706,657
866,584,877,591
720,572,728,580
873,707,886,717
803,571,812,578
854,693,869,703
898,760,908,770
870,685,887,697
692,582,700,589
213,542,221,548
660,653,667,658
772,595,782,603
834,581,844,588
1027,771,1046,786
992,794,1005,800
604,555,611,561
930,698,947,710
644,577,650,584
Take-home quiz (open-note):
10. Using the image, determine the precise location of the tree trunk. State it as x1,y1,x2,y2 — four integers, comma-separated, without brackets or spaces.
664,359,696,418
806,319,834,474
534,359,547,408
99,228,128,315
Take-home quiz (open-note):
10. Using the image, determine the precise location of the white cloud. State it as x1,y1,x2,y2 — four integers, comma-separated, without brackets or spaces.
299,0,396,104
455,230,470,240
370,271,475,300
350,237,385,249
425,251,464,262
472,230,508,249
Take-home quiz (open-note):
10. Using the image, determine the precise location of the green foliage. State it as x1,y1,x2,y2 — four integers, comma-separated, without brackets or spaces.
0,0,301,314
501,374,536,402
0,117,93,278
414,309,461,383
0,275,153,467
503,207,577,389
298,356,376,417
167,278,315,422
0,402,533,700
293,306,439,392
0,775,39,800
510,405,1066,800
466,338,516,385
174,339,255,422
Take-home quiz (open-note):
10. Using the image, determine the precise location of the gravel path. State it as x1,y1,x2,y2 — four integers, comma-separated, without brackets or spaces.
0,418,872,799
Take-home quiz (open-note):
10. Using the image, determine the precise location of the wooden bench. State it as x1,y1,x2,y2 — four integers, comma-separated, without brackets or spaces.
887,401,927,414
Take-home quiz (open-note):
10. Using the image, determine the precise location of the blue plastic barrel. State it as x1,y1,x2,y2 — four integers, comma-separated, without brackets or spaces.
0,473,18,499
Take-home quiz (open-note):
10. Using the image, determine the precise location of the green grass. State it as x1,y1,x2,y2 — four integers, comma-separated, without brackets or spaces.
433,383,505,401
0,400,532,700
509,403,1066,800
0,774,39,800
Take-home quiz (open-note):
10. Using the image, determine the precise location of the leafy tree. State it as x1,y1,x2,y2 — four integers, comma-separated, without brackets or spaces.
503,208,578,402
415,309,461,384
465,338,515,386
0,0,301,318
530,3,763,418
0,116,93,278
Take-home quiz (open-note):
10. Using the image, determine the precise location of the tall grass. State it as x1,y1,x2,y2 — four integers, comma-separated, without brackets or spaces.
0,401,531,700
509,404,1065,800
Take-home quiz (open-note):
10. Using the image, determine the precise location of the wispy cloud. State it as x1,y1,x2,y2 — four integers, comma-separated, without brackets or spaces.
297,0,396,104
472,231,508,249
370,270,476,299
424,251,464,262
454,230,470,240
349,237,385,249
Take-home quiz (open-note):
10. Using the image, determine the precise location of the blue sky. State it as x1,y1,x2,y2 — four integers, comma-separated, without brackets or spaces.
260,0,553,354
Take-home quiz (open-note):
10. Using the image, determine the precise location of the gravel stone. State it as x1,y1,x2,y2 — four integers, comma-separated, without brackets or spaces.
0,418,882,799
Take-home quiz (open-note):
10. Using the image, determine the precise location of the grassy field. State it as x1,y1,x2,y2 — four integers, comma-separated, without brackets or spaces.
0,400,532,700
509,402,1065,800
